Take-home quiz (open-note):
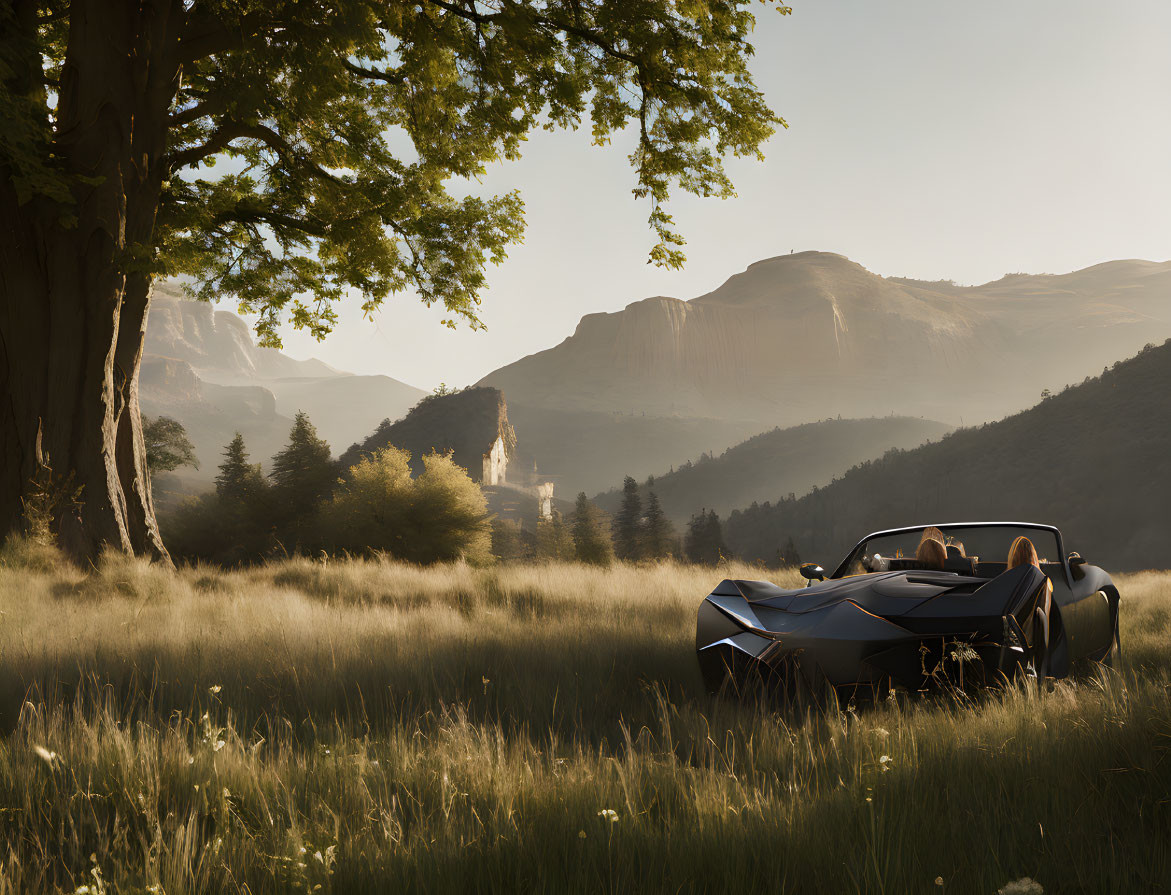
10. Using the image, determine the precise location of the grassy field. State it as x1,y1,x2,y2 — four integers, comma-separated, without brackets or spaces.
0,540,1168,894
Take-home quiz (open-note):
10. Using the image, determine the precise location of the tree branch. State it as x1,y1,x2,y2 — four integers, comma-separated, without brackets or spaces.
212,204,329,239
167,121,346,186
344,59,406,86
168,93,230,128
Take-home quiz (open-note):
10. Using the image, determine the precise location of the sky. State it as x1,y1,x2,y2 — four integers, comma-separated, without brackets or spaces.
256,0,1171,391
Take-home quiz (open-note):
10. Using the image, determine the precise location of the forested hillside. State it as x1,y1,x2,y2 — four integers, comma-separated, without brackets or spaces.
594,416,950,524
725,341,1171,571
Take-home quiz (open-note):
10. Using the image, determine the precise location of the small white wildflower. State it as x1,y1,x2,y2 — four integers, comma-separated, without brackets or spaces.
879,754,893,772
298,846,307,855
597,808,618,823
213,740,226,752
313,851,324,863
208,685,222,695
221,787,231,799
187,755,195,765
998,879,1044,895
33,745,58,765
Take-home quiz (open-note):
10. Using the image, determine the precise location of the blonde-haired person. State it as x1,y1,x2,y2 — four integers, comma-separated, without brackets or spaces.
1007,536,1040,569
1007,536,1054,675
921,526,946,546
915,536,947,570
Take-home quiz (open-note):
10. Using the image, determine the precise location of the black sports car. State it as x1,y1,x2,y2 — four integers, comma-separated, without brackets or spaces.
697,522,1120,698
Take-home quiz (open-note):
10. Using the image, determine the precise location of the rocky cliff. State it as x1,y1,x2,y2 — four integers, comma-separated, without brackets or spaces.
339,387,514,482
146,282,339,382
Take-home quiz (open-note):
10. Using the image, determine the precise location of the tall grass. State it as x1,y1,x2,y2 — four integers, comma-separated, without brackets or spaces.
0,543,1168,893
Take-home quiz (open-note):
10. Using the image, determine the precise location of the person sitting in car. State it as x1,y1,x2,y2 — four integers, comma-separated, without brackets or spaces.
1007,535,1040,569
1007,535,1053,621
915,536,947,570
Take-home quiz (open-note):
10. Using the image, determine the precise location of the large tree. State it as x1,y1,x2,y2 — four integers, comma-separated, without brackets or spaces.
0,0,787,561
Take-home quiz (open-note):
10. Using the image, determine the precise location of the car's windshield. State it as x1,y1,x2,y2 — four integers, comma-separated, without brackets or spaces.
832,524,1062,578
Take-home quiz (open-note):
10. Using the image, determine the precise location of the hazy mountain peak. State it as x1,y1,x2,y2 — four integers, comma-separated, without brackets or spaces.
479,251,1171,427
142,283,427,492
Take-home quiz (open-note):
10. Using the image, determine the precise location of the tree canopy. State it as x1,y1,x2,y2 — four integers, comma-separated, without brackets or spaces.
0,0,787,561
5,0,787,344
142,416,199,474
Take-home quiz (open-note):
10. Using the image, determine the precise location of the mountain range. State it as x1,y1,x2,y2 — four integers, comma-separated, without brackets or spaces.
479,252,1171,428
141,251,1171,510
592,416,953,525
141,282,425,497
723,339,1171,572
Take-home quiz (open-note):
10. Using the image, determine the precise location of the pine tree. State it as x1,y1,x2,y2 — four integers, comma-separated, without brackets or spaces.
270,412,335,521
684,508,727,565
572,492,614,567
536,511,576,561
614,475,644,561
641,491,676,560
215,434,263,503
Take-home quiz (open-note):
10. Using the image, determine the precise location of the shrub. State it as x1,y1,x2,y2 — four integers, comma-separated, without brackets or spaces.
324,448,491,564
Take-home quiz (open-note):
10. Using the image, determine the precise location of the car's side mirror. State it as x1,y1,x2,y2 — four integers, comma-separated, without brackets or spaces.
800,563,825,586
1068,552,1087,580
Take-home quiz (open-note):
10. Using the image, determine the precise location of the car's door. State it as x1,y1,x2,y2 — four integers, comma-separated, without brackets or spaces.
1051,566,1113,660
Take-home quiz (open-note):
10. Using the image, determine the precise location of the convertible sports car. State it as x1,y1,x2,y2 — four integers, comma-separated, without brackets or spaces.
697,522,1120,699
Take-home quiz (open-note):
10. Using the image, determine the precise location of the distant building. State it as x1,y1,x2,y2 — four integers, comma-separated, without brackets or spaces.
536,482,555,520
483,436,508,486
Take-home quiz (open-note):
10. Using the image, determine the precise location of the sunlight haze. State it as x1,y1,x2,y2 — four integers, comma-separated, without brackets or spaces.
261,0,1171,390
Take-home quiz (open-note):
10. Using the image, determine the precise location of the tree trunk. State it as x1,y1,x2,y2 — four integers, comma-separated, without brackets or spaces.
0,0,185,563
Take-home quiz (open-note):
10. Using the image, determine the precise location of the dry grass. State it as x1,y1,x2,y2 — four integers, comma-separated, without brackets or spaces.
0,543,1168,893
